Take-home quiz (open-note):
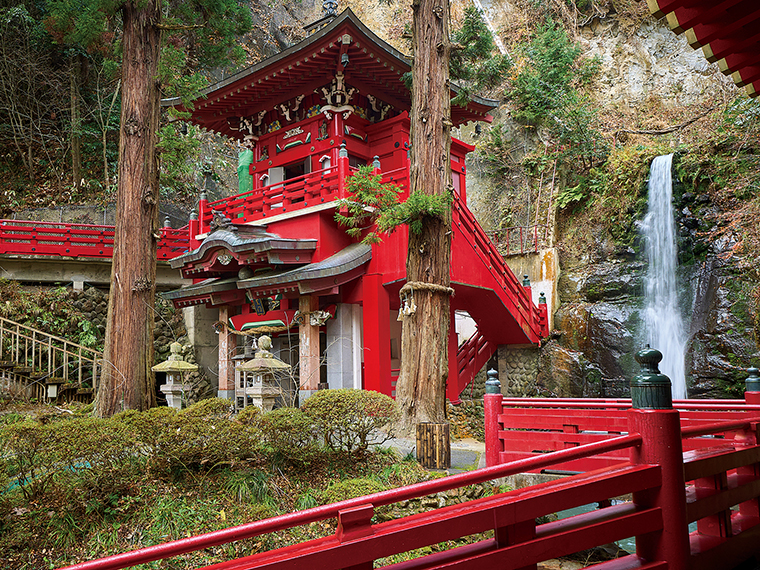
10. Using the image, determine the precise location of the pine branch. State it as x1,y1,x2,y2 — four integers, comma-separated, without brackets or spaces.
615,106,716,136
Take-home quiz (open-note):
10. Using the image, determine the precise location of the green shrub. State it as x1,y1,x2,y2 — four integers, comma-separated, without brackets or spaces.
0,419,54,500
322,477,386,505
235,405,262,427
302,389,400,453
115,405,259,473
181,397,235,419
258,407,319,466
0,415,140,516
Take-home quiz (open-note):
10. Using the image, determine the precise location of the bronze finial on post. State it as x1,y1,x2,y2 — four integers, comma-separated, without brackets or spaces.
745,367,760,405
485,368,501,394
630,345,673,409
746,367,760,392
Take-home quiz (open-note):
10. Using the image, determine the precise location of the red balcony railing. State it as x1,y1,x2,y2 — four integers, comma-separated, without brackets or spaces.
0,219,188,261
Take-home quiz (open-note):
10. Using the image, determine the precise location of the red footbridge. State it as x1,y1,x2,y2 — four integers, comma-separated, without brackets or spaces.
57,389,760,570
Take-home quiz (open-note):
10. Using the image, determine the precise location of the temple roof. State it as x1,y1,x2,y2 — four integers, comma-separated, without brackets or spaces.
161,276,241,308
163,243,371,306
238,242,372,296
647,0,760,97
169,214,317,279
164,8,498,135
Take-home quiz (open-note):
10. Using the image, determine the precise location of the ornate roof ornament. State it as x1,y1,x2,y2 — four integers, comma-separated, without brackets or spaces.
304,0,339,34
322,0,338,18
209,211,237,234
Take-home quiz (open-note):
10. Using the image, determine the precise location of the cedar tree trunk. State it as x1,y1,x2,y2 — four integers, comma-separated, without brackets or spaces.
95,1,161,416
395,0,453,431
70,56,81,190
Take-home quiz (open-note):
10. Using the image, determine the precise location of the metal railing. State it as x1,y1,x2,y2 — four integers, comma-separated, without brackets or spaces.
486,224,549,255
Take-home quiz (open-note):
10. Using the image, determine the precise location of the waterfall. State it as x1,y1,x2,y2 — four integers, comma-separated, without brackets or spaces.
641,153,688,399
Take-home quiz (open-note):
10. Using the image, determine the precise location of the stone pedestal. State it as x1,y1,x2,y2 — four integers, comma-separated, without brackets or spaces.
246,383,280,411
160,382,192,409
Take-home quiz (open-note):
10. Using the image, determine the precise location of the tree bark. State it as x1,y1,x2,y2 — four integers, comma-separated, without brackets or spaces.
95,1,161,417
70,56,81,190
395,0,453,431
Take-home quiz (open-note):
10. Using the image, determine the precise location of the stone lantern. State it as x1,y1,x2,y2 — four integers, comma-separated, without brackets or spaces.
152,342,198,409
232,335,255,411
236,335,291,411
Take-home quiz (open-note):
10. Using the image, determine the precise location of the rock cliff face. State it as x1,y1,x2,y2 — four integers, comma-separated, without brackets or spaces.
546,154,758,399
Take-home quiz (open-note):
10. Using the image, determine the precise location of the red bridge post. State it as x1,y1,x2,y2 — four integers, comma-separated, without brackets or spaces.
188,211,200,250
484,369,503,468
337,142,349,200
628,347,689,570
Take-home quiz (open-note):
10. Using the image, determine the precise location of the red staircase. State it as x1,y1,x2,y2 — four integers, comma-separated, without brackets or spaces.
452,197,548,345
454,327,496,402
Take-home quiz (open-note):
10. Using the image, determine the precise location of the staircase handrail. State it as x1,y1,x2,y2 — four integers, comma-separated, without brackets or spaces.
0,316,103,363
452,196,544,339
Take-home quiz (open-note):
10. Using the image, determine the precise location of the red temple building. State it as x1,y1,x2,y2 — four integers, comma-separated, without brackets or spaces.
163,8,548,407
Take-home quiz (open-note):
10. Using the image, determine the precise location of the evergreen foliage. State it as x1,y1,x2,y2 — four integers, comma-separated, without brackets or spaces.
334,165,402,244
302,389,400,453
507,18,582,126
0,399,430,568
450,6,511,106
335,166,453,244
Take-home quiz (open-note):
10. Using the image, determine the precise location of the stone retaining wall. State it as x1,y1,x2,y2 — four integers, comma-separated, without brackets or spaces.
498,346,540,396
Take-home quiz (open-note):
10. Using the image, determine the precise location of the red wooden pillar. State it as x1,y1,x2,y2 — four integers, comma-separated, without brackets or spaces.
198,190,209,234
188,212,200,250
446,307,459,402
628,408,690,570
337,142,349,200
538,292,549,337
484,371,503,468
362,273,390,395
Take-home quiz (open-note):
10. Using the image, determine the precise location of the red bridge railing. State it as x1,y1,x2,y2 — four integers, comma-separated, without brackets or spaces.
59,403,760,570
202,165,343,227
486,394,760,473
0,219,189,261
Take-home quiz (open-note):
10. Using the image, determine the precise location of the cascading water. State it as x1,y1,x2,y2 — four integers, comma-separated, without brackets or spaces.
641,153,688,399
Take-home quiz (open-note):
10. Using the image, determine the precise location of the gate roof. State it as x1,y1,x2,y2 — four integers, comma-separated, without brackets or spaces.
164,8,497,140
